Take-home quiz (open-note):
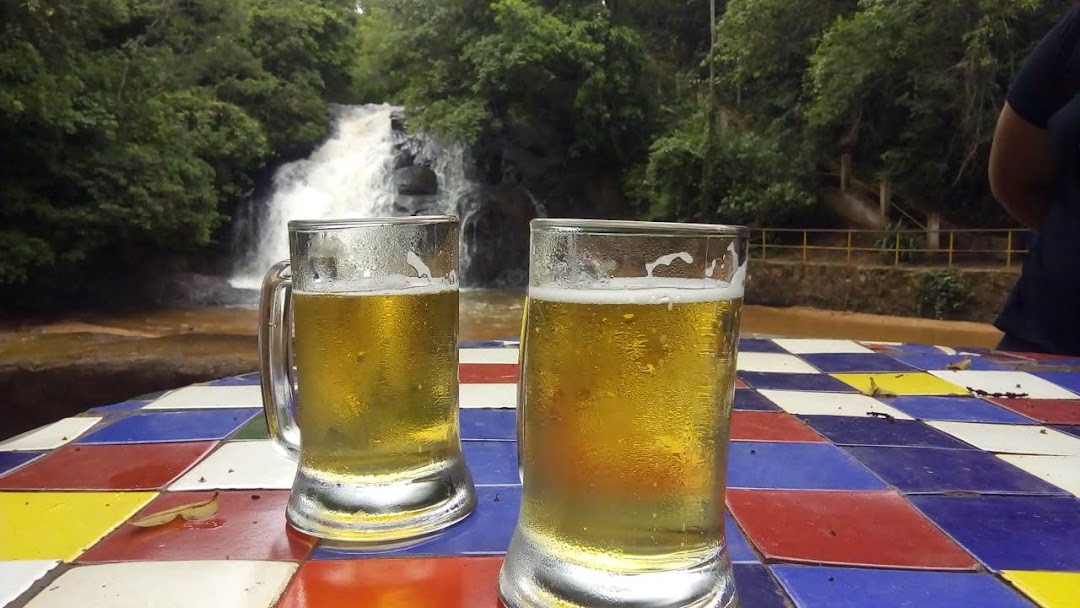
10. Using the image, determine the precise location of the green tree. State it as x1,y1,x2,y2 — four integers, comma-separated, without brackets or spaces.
804,0,1071,221
359,0,651,163
0,0,360,299
634,113,817,225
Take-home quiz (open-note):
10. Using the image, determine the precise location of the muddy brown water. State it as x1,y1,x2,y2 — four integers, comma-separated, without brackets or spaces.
5,289,1001,347
0,290,1001,439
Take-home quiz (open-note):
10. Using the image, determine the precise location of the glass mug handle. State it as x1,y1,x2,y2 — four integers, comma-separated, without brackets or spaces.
259,260,301,460
515,295,529,482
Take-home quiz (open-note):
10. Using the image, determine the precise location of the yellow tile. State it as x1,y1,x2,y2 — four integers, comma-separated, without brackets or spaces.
833,373,969,396
1003,571,1080,608
0,492,156,561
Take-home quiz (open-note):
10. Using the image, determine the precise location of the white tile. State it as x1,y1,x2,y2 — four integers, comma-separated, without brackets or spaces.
0,417,102,451
0,561,59,607
170,441,296,490
736,353,819,374
860,340,902,346
936,346,959,355
772,339,874,354
145,385,263,410
459,348,520,364
460,383,517,409
928,370,1078,399
24,561,297,608
758,390,914,420
998,454,1080,497
928,422,1080,456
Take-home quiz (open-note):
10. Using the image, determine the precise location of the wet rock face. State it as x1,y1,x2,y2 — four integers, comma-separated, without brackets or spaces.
394,165,439,196
463,184,535,287
152,273,257,308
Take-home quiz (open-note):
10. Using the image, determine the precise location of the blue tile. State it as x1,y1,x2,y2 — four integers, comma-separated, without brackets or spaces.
1032,371,1080,394
87,400,149,415
739,339,788,353
463,441,520,485
885,396,1036,424
733,390,781,412
726,442,886,491
460,409,516,441
312,486,520,558
0,452,42,476
801,416,971,449
208,373,261,386
76,409,259,444
910,495,1080,571
800,353,917,374
844,446,1069,496
1053,425,1080,438
771,565,1034,608
733,564,790,608
726,513,758,564
891,354,1013,372
738,372,857,393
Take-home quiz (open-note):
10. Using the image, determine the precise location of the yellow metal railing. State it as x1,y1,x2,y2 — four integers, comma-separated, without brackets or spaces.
750,228,1029,269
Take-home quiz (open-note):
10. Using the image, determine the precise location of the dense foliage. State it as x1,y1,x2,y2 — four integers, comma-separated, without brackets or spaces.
1,0,1075,304
0,0,360,295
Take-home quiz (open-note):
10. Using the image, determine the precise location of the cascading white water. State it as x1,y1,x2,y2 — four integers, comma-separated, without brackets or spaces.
229,103,478,289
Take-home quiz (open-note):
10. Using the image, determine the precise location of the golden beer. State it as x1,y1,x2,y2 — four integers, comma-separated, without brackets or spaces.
292,288,460,481
518,283,741,572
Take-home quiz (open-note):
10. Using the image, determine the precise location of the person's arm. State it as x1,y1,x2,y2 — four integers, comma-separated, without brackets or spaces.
989,6,1080,230
989,103,1056,230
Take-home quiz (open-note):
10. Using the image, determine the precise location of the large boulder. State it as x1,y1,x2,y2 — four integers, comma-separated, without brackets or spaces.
394,165,439,195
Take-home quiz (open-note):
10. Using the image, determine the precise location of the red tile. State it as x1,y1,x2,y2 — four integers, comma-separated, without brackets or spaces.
730,412,826,443
460,364,519,384
80,490,314,562
735,378,749,389
988,398,1080,425
277,557,503,608
727,489,977,570
0,442,215,490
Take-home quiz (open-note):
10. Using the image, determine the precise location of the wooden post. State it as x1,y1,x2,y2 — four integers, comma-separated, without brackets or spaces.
803,231,808,262
761,229,767,260
948,231,955,266
1006,230,1013,269
880,178,891,221
846,230,853,263
841,154,852,193
894,232,901,267
927,211,941,252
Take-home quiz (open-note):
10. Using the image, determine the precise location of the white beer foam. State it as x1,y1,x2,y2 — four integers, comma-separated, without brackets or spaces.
295,274,455,296
531,276,744,304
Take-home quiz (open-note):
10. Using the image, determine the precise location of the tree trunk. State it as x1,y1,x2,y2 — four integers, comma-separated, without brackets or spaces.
701,0,717,218
879,178,891,221
927,211,942,251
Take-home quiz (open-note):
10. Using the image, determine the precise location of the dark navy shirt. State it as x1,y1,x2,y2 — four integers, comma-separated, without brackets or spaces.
996,6,1080,355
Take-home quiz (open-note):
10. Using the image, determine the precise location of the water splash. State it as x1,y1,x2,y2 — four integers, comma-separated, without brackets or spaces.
229,104,479,289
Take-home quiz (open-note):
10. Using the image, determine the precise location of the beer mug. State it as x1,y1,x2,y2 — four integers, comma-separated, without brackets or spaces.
259,217,476,542
499,220,748,608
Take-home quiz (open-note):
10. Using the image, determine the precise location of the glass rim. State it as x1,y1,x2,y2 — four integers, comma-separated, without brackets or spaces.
288,216,458,231
532,218,749,237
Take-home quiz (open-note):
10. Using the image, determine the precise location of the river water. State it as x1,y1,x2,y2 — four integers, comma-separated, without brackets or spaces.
13,290,1001,349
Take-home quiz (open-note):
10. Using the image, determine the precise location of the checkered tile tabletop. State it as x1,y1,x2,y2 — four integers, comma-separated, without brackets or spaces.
2,339,1079,608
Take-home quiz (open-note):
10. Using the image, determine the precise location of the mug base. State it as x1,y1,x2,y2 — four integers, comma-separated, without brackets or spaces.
285,456,476,543
498,529,739,608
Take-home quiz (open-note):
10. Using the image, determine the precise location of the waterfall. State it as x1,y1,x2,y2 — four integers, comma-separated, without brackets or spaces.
229,103,480,289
